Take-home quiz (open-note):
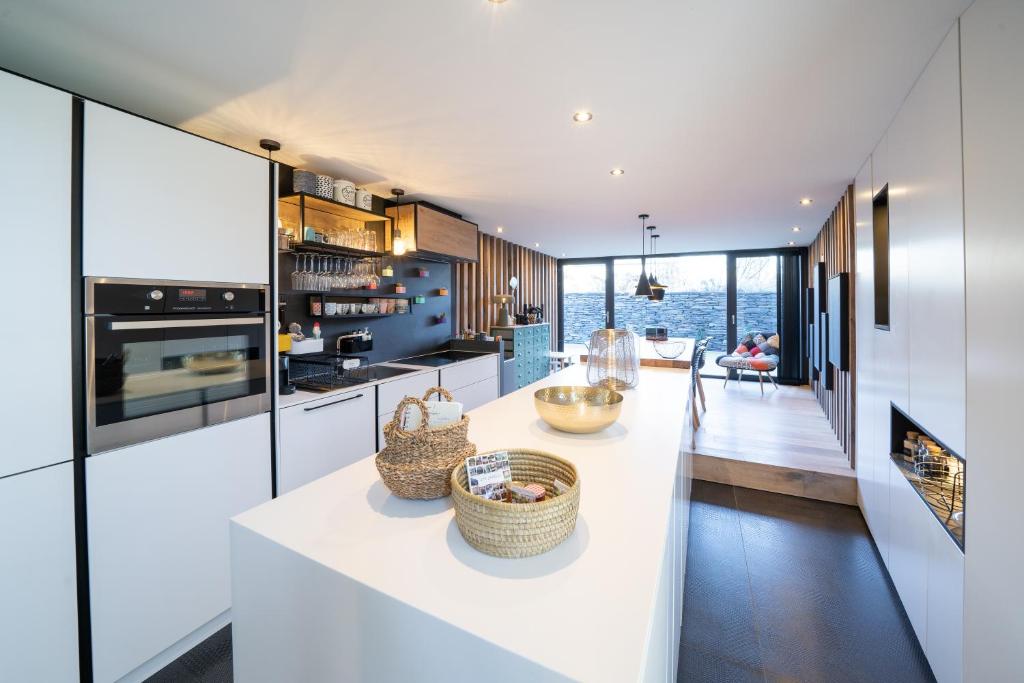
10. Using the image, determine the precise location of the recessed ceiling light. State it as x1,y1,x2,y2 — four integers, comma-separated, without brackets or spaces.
488,0,507,3
788,241,796,246
799,198,813,206
496,226,504,233
572,111,593,123
610,168,625,176
791,226,801,232
561,253,566,257
535,242,540,248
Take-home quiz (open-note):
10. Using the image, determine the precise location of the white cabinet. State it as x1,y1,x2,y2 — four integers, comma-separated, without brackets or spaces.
450,376,500,413
82,102,269,284
899,28,966,456
926,520,963,683
279,388,375,494
0,463,79,682
377,371,440,417
0,71,73,478
86,414,271,683
886,461,930,644
439,355,499,393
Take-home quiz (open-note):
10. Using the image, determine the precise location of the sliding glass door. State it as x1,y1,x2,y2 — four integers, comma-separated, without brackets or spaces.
559,261,609,353
558,248,803,383
730,253,780,378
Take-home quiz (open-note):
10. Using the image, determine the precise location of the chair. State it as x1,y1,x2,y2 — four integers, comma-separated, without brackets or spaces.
548,351,573,374
687,337,712,447
716,332,780,395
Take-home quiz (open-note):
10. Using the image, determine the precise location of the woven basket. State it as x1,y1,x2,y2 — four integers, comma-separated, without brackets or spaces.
451,449,580,558
376,387,474,499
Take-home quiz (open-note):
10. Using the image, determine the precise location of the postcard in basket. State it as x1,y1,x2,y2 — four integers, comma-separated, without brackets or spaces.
465,451,512,501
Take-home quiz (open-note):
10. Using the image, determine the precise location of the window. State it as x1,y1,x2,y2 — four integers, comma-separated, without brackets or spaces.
873,185,890,329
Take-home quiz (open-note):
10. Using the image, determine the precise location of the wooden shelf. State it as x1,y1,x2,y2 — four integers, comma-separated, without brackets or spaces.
280,192,390,224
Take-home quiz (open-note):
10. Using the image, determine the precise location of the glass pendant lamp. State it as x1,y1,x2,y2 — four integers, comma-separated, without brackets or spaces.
391,188,407,256
634,213,653,297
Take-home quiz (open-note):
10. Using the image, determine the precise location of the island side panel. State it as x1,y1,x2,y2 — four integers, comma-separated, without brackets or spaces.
230,523,574,683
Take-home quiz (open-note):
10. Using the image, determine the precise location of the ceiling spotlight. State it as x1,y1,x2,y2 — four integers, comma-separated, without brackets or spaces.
496,226,504,233
572,111,593,123
788,241,796,246
488,0,507,3
799,197,813,206
791,226,801,232
535,242,540,248
610,168,625,176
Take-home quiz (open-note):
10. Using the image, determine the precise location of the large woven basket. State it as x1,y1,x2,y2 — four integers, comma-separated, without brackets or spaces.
451,449,580,558
376,387,474,499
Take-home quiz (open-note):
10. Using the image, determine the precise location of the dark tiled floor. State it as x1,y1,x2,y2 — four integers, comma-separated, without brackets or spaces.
679,480,935,683
151,481,934,683
145,625,231,683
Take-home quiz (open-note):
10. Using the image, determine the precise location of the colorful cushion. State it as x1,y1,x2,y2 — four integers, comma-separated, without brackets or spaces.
715,331,780,371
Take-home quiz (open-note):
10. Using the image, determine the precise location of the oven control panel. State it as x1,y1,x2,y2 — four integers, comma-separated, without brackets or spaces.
91,280,265,315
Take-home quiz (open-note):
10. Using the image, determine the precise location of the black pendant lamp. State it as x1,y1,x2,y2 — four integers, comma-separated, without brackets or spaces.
648,230,666,301
634,213,653,297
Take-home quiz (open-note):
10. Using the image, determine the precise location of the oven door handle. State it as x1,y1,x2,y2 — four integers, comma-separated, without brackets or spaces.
303,394,364,411
107,317,266,330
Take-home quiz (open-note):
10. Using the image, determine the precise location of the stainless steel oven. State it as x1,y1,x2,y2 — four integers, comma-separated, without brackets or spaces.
84,277,271,454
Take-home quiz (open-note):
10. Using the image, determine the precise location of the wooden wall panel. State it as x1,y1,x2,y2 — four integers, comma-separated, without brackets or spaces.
453,234,558,351
808,185,856,461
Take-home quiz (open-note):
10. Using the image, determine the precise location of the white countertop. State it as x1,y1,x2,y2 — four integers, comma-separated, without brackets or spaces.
277,352,498,409
234,364,689,681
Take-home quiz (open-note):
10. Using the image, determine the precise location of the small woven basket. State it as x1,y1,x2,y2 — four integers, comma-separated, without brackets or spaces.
376,387,474,499
451,449,580,558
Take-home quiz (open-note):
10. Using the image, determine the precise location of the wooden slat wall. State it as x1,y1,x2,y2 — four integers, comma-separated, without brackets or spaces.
453,233,558,351
808,185,856,462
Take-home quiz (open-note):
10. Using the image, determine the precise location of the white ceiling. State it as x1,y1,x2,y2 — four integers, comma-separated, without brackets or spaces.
0,0,970,258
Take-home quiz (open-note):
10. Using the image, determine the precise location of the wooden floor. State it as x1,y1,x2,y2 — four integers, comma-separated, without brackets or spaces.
686,376,858,505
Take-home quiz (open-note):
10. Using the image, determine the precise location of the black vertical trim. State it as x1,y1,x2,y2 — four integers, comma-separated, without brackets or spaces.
603,259,614,329
269,161,278,499
70,96,94,683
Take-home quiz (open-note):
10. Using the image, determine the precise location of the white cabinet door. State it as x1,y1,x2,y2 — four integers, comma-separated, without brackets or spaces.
440,355,498,391
377,371,440,417
926,520,963,683
450,376,499,413
279,388,375,494
887,461,930,645
82,102,269,283
0,463,79,682
87,414,271,683
0,72,73,478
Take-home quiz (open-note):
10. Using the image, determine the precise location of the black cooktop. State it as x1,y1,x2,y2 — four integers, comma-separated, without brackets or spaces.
396,351,490,367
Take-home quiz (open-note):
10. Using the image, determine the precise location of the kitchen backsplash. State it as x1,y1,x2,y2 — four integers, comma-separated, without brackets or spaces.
277,255,452,364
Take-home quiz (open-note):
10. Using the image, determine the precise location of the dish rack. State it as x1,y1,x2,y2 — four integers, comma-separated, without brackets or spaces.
288,353,369,391
906,450,965,545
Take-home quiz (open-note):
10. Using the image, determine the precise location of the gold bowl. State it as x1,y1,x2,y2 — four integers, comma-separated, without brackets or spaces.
534,385,624,434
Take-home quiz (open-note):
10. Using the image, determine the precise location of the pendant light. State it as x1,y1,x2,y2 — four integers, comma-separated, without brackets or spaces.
391,188,407,256
633,213,653,297
648,230,666,301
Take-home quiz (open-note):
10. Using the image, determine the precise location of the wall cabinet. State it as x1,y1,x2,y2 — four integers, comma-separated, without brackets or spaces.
87,414,271,683
385,202,479,262
491,324,550,390
0,463,79,682
886,460,930,643
82,102,269,283
279,388,376,494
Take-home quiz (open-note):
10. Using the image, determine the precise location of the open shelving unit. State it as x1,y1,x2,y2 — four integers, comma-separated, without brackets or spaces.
278,192,391,256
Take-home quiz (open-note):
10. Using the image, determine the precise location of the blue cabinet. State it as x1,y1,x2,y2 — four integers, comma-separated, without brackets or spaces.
490,323,550,389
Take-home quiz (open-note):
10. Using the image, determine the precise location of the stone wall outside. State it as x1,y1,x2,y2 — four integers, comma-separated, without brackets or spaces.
563,291,778,351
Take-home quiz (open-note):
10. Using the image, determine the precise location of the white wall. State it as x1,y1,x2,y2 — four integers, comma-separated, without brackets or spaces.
960,0,1024,679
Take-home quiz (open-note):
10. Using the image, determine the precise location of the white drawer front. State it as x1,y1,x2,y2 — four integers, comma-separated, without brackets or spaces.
377,371,439,417
440,355,498,391
279,388,375,494
450,375,499,413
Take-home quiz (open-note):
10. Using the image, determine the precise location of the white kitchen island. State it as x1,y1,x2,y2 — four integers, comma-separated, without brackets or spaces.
230,364,692,682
